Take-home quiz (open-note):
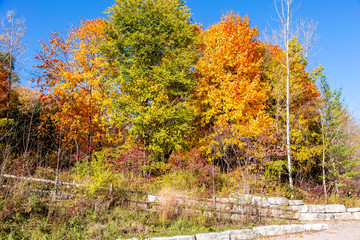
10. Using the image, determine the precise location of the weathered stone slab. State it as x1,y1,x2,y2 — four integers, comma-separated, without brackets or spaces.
148,194,160,203
229,194,253,204
268,197,289,206
269,209,285,216
347,208,360,213
269,208,298,219
195,232,229,240
169,236,196,240
352,212,360,220
307,205,326,213
292,204,346,215
324,204,346,213
281,209,300,220
317,213,335,221
253,225,285,237
252,226,268,237
216,198,230,204
267,226,286,236
284,210,300,220
252,196,270,207
288,200,304,206
231,205,244,212
125,223,330,240
295,205,311,213
287,205,301,211
215,203,229,211
148,236,195,240
333,212,352,220
283,224,305,234
303,223,328,231
225,229,257,240
299,213,318,221
232,205,255,213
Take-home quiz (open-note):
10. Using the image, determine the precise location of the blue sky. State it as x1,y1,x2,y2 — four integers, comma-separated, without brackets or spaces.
0,0,359,114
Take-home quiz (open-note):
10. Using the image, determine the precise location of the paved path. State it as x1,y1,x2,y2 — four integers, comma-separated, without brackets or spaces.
264,221,360,240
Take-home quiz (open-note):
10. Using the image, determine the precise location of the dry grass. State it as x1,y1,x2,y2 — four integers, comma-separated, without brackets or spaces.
158,188,188,222
0,180,28,221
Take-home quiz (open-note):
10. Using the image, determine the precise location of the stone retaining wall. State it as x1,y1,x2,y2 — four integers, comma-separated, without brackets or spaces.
147,194,299,220
122,223,328,240
147,193,360,221
125,193,360,239
228,193,360,221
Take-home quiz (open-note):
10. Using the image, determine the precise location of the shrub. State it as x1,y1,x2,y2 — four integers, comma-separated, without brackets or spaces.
107,146,153,177
72,152,114,197
163,148,229,196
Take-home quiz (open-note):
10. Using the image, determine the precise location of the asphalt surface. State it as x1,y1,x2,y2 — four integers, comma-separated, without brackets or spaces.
264,221,360,240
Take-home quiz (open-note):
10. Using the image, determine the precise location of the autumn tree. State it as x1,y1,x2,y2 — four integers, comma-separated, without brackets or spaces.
195,12,271,169
262,39,322,187
273,0,295,197
269,0,322,197
2,85,44,175
15,86,41,167
0,54,10,116
36,19,117,157
0,10,24,175
0,10,26,124
284,40,321,180
105,0,199,161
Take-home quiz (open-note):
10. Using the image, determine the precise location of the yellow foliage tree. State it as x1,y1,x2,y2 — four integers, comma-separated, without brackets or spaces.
195,12,271,161
262,39,322,176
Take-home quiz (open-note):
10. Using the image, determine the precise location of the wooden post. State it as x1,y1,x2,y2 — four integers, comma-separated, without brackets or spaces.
213,195,217,218
53,176,59,200
110,183,113,194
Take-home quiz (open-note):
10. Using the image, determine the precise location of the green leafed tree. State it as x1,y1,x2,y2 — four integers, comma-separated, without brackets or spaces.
319,76,360,196
105,0,199,161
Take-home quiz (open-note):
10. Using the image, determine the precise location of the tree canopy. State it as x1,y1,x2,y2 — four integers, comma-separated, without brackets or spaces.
104,0,200,161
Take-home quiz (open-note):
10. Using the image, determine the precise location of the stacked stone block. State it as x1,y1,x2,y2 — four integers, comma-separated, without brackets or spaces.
148,192,360,221
123,223,328,240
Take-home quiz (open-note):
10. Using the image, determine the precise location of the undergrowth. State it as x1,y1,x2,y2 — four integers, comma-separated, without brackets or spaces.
1,146,359,239
0,184,271,240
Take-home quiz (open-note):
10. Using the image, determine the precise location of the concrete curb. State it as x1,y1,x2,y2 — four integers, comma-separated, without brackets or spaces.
121,223,328,240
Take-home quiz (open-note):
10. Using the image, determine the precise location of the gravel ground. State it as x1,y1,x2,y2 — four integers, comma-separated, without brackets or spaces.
263,221,360,240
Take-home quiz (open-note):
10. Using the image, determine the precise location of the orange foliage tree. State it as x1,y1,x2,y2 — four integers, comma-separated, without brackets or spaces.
35,19,118,155
262,39,322,177
195,12,271,162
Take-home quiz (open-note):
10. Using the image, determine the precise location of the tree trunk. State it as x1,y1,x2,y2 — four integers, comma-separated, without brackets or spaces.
321,119,327,201
285,0,294,198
